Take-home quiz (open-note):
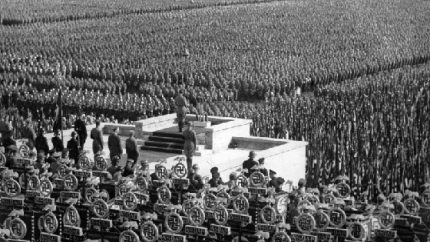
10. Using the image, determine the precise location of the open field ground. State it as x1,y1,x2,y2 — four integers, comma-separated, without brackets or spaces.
1,0,430,193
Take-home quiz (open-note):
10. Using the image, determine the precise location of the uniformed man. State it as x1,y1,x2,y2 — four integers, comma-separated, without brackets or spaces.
175,89,188,132
188,163,204,191
74,113,87,150
183,121,196,175
208,167,223,188
242,151,258,177
108,127,122,161
51,129,64,152
90,120,103,155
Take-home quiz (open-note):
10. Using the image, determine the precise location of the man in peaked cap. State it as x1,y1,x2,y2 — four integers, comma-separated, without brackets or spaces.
208,166,223,188
242,151,258,178
183,121,196,175
51,129,64,152
188,163,204,191
175,89,189,132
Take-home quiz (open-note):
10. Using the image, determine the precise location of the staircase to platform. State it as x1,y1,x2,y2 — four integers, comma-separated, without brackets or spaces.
141,131,184,154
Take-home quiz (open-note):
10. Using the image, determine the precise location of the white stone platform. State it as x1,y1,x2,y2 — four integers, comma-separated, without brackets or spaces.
41,114,307,186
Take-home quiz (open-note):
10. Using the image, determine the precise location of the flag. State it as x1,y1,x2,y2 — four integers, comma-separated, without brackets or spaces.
53,89,62,132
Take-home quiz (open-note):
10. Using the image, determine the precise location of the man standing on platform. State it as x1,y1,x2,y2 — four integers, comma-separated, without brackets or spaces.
175,90,188,132
108,127,122,161
90,120,103,155
125,131,139,163
74,114,87,150
183,121,196,174
67,131,80,165
242,151,258,177
51,129,64,152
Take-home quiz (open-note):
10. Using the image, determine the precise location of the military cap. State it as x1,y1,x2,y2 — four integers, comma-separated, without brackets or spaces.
210,167,219,174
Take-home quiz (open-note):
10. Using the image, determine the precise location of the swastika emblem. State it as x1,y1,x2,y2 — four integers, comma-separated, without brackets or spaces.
378,211,395,229
119,230,140,242
214,205,229,225
173,163,187,178
335,182,350,198
19,144,30,158
27,175,40,190
141,221,159,242
40,179,53,197
64,205,81,227
10,218,27,239
188,207,205,226
92,199,109,218
203,193,217,210
43,212,58,233
165,213,183,233
216,191,231,207
63,174,78,191
250,172,265,187
123,192,138,210
58,164,69,177
328,208,346,228
404,198,420,215
157,186,171,204
296,213,316,233
314,211,330,230
155,165,168,180
233,195,249,213
118,183,130,197
95,156,107,170
79,156,91,170
182,200,195,215
348,222,366,240
260,206,276,224
422,191,430,207
85,187,98,204
4,178,21,197
137,177,148,191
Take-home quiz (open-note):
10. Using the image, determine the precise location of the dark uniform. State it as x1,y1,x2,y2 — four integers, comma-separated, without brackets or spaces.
74,117,87,150
175,92,188,132
108,131,122,161
90,126,103,155
242,151,258,177
125,136,139,162
67,136,80,165
183,125,196,174
35,133,49,155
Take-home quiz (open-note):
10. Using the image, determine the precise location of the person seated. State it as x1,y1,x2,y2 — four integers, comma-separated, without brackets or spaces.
258,158,268,176
268,170,285,193
208,167,223,188
297,178,306,195
242,151,258,177
150,164,159,181
188,164,204,191
5,145,18,169
138,160,151,179
34,151,50,175
122,159,136,178
48,152,62,175
107,156,122,181
226,172,237,189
